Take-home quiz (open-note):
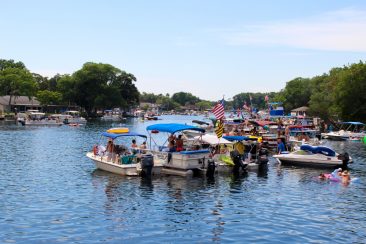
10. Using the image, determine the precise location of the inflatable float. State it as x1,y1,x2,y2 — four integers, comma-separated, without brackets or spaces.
107,127,129,134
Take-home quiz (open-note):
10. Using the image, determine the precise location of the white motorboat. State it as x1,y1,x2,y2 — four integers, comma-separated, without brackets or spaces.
101,110,124,122
273,145,352,168
86,128,162,177
63,111,87,124
19,110,63,126
322,122,365,141
146,123,211,176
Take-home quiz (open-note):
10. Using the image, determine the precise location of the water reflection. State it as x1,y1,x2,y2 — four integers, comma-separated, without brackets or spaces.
1,117,366,243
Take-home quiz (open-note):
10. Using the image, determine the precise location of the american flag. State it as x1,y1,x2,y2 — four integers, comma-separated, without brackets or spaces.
212,99,225,120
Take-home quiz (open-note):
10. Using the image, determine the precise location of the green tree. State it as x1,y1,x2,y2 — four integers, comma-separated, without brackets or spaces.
281,77,312,112
333,62,366,121
0,59,26,71
196,100,212,111
36,90,62,105
171,92,200,106
57,74,76,106
0,67,38,107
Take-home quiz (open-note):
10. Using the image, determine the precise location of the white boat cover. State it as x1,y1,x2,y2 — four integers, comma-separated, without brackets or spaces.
194,134,233,145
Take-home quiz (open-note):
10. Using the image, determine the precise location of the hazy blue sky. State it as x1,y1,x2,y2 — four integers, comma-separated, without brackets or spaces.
1,0,366,100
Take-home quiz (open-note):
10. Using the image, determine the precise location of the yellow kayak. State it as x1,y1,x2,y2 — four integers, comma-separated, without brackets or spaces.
107,127,129,134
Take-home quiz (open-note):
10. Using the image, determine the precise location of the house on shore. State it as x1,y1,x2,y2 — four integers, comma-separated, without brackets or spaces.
0,96,41,113
291,106,309,117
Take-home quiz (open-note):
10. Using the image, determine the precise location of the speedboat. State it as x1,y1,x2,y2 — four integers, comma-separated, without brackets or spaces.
146,123,211,176
86,128,162,177
273,145,352,168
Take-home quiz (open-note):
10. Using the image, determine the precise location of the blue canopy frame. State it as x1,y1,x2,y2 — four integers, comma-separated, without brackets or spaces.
146,123,205,134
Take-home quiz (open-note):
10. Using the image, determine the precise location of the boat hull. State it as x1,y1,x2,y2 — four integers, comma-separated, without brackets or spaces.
86,152,162,176
273,154,347,168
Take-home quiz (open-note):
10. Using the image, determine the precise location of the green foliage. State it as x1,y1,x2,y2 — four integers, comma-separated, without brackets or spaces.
280,77,312,112
0,59,26,71
171,92,200,106
69,62,139,114
36,90,62,105
156,95,179,110
140,92,159,103
0,67,37,105
196,100,212,111
232,92,278,110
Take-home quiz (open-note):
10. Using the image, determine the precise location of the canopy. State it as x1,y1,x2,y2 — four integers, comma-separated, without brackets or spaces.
223,136,251,141
339,122,365,126
194,134,233,145
102,132,147,140
249,120,277,127
146,123,205,134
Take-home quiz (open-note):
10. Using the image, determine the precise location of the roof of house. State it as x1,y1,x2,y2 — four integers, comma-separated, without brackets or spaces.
291,106,309,112
0,96,40,106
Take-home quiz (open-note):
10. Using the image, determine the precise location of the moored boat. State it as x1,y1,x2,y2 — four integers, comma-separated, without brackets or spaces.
146,123,211,176
273,145,352,168
86,128,162,177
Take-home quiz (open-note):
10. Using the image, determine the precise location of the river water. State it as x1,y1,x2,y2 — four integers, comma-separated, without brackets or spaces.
1,116,365,243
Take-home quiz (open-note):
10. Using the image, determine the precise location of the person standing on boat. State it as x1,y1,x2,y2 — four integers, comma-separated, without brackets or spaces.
106,139,116,162
175,135,184,152
277,138,286,154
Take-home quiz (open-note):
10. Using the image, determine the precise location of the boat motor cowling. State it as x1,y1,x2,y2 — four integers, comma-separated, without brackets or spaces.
140,154,154,177
206,159,216,178
230,150,246,173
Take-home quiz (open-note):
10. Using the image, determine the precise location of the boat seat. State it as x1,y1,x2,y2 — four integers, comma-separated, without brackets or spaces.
121,155,136,164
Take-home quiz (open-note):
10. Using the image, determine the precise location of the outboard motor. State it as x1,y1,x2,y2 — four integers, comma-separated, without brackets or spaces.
206,159,216,178
258,147,269,165
140,154,154,178
338,152,350,170
230,150,246,175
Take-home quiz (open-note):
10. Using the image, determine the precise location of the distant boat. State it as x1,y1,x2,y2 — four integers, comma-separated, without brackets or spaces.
18,110,63,126
101,110,125,122
322,122,365,141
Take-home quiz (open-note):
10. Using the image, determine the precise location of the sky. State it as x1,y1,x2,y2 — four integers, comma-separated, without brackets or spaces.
1,0,366,101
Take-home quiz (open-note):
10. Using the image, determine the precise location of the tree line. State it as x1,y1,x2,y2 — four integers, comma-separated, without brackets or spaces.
1,58,365,122
0,60,139,116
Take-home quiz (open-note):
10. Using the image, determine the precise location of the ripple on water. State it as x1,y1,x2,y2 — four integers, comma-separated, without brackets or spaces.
0,118,366,243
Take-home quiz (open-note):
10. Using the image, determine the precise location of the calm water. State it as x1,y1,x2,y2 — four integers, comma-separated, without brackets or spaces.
1,116,365,243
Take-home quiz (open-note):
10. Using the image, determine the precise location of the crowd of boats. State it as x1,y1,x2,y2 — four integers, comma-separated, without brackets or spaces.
86,116,365,179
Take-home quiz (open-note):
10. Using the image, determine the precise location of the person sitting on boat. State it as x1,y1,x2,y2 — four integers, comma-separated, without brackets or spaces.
298,132,310,142
277,138,286,154
175,135,184,152
140,141,147,153
168,139,176,152
131,139,138,154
